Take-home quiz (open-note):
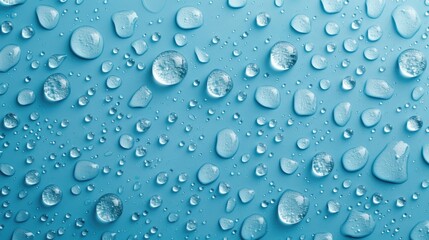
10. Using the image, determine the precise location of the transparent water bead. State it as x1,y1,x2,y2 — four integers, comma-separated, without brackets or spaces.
398,49,427,78
372,141,409,184
341,210,375,238
0,163,14,176
364,79,394,100
270,41,298,71
343,38,358,53
216,128,239,158
240,214,267,240
206,69,233,98
406,115,423,132
219,217,235,231
70,26,104,59
0,0,26,6
25,170,40,186
197,163,220,185
136,118,151,133
11,229,34,240
194,47,210,63
106,75,121,89
312,152,334,177
112,10,138,38
333,101,352,126
176,7,203,30
48,54,66,69
131,39,148,55
412,86,425,101
321,0,343,14
392,4,421,39
314,233,333,240
365,0,385,19
119,134,134,149
290,14,311,34
43,73,70,102
311,55,328,70
174,33,187,47
277,189,309,225
15,210,30,223
141,0,167,13
74,160,100,181
342,146,369,172
239,188,255,203
410,220,429,240
0,44,21,72
95,193,123,223
294,89,317,116
1,21,13,34
129,85,152,108
3,113,19,129
255,85,281,109
361,108,382,127
17,89,35,106
152,50,188,86
228,0,247,8
244,63,259,78
279,157,298,175
36,5,60,30
41,184,62,207
423,144,429,165
367,25,383,41
325,22,340,36
256,12,270,27
363,47,379,61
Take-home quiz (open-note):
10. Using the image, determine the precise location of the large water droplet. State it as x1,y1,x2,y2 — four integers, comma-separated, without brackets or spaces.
41,184,62,207
240,214,267,240
74,160,100,181
312,152,334,177
270,41,298,71
397,49,426,78
392,4,421,39
410,220,429,240
372,141,409,184
70,26,104,59
277,189,309,225
361,108,382,127
216,128,239,158
255,86,281,109
176,7,203,30
36,5,60,30
333,102,352,126
17,89,35,106
0,0,26,6
342,146,369,172
43,73,70,102
11,228,34,240
294,89,317,116
0,163,15,176
95,193,123,223
0,45,21,72
206,69,233,98
239,188,255,203
197,163,220,185
279,157,298,175
141,0,166,13
129,85,152,108
364,79,394,100
341,210,375,238
290,14,311,34
112,10,138,38
152,50,188,86
321,0,343,14
365,0,385,18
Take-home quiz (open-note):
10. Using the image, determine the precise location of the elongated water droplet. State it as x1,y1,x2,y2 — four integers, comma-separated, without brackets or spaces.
365,0,385,19
197,163,219,185
74,160,100,181
270,41,298,71
216,128,239,158
333,102,351,126
129,85,152,108
392,4,421,39
321,0,343,14
364,79,394,100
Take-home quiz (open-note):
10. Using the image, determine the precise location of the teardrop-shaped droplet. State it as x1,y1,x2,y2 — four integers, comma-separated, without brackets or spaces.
372,141,409,184
279,158,299,175
0,45,21,73
290,14,311,34
48,54,67,69
17,89,35,106
195,47,210,63
36,5,60,30
361,108,382,127
74,160,100,181
342,146,369,172
129,85,152,108
333,102,352,126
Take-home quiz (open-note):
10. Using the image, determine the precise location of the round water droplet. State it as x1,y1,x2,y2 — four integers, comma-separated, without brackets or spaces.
152,50,188,86
343,38,358,52
327,200,341,214
342,146,369,172
277,189,309,225
366,0,385,18
25,170,40,186
197,163,219,185
95,193,123,223
17,89,35,106
174,33,187,47
70,26,104,59
255,85,281,109
219,217,235,231
176,7,203,30
3,113,19,129
279,157,298,175
216,128,239,158
325,22,340,36
240,214,267,240
206,69,233,98
244,63,259,78
363,47,379,61
119,134,134,149
256,12,270,27
41,184,62,207
43,73,70,102
398,49,426,78
270,41,298,71
106,76,121,89
312,152,334,177
290,14,311,34
239,188,255,203
392,4,421,39
311,54,328,70
406,115,423,132
367,25,382,41
361,108,382,127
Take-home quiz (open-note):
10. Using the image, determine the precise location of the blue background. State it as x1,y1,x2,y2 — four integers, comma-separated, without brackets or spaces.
1,0,429,239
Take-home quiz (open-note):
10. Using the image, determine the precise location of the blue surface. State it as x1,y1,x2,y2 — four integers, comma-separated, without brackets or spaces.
1,0,429,239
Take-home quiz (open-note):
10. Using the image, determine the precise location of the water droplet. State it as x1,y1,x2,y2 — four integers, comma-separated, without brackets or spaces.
294,89,317,116
129,85,152,108
270,41,298,71
367,25,383,41
1,20,13,34
25,170,40,186
410,220,429,240
397,49,426,78
321,0,343,14
43,73,70,102
106,75,122,89
244,63,259,78
3,113,19,129
372,141,409,184
11,228,34,240
95,193,123,223
112,10,138,38
197,163,219,185
361,108,381,127
363,47,379,61
17,89,35,106
341,210,375,238
239,188,255,203
41,184,62,207
311,54,328,70
152,50,188,86
341,76,355,91
343,38,358,53
228,0,247,8
36,5,60,30
74,160,100,181
256,12,270,27
279,157,298,175
365,0,385,18
406,115,423,132
48,54,67,69
0,163,15,176
312,152,334,177
290,14,311,34
206,69,233,98
333,102,352,126
277,189,309,225
412,86,425,101
195,47,210,63
364,79,394,99
149,194,163,208
314,233,333,240
119,134,134,149
255,85,281,109
327,200,341,214
216,128,239,158
422,144,429,164
176,7,203,30
141,0,166,13
240,214,267,240
342,146,369,172
325,22,340,36
219,217,235,231
392,4,421,39
0,44,21,72
174,33,187,47
21,26,34,39
70,26,104,59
